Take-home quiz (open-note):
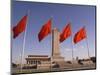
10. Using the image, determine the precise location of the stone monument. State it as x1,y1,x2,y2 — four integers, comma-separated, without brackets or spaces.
51,28,64,63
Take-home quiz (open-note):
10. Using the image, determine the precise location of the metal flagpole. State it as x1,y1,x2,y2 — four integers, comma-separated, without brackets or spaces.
85,27,91,68
51,49,52,71
20,12,29,73
50,17,53,71
85,28,90,59
86,38,90,59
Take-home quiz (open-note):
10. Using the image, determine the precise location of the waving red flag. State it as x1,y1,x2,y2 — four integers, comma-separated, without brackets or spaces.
60,23,72,43
13,15,27,38
38,19,51,42
73,27,86,44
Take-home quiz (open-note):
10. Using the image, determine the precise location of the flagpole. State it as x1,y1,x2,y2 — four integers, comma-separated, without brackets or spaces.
20,12,29,73
84,27,91,68
50,17,53,71
83,26,90,59
85,32,90,59
85,37,91,67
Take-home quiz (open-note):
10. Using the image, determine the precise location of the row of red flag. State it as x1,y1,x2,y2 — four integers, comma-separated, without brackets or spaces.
12,15,87,44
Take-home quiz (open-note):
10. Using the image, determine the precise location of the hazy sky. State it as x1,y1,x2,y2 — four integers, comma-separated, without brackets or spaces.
11,1,96,63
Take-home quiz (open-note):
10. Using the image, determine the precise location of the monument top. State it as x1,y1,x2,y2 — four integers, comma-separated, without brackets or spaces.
52,28,60,31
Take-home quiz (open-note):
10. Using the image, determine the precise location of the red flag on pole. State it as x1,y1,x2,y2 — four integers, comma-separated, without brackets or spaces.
38,19,51,42
12,15,27,38
60,23,72,43
73,27,86,44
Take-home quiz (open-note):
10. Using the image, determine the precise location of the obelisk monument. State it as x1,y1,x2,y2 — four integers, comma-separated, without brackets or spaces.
51,28,64,62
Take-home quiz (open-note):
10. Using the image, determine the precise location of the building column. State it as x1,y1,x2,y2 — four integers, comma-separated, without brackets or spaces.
27,60,28,64
29,60,31,64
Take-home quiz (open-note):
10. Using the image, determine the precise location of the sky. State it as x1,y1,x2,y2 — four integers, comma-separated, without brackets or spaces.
11,1,96,64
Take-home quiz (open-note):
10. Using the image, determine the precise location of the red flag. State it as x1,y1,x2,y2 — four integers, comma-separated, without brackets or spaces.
73,27,86,44
12,15,27,38
38,19,51,42
60,23,72,42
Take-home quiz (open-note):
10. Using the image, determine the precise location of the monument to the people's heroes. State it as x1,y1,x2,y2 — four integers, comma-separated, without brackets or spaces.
51,28,65,63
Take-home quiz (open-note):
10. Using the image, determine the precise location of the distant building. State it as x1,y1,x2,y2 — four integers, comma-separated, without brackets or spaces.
25,55,51,65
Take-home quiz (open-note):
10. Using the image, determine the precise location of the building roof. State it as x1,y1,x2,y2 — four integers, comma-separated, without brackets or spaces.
26,55,50,60
26,57,50,60
28,55,48,57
